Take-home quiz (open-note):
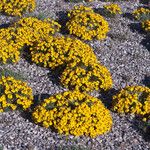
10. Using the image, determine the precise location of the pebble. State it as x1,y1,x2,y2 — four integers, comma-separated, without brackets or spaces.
0,0,150,149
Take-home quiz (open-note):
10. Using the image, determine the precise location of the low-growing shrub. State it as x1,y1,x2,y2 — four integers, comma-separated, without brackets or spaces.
103,4,122,17
60,62,113,92
68,5,93,18
0,28,23,64
0,0,36,16
142,20,150,32
66,6,109,40
132,7,150,21
32,90,113,137
112,86,150,117
0,76,33,112
14,17,61,46
0,17,61,64
30,36,97,69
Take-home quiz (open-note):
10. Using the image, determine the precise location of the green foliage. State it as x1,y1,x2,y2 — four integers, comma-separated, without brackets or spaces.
0,145,3,150
0,67,26,81
35,12,48,20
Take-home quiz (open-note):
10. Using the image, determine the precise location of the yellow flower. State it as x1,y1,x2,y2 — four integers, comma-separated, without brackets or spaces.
132,8,150,20
104,4,122,16
61,61,113,92
112,86,150,119
66,5,109,41
7,94,13,99
0,28,22,64
0,76,33,112
0,0,36,16
29,36,97,69
142,20,150,32
14,17,61,46
32,90,113,137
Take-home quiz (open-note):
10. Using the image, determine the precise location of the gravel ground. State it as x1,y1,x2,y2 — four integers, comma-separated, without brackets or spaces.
0,0,150,149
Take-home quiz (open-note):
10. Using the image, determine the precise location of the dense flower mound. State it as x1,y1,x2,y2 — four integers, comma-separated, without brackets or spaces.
103,4,122,16
0,0,36,16
68,5,93,18
0,28,23,64
32,90,113,137
142,20,150,32
60,62,113,92
66,6,109,40
112,86,150,116
30,36,97,69
132,7,150,21
0,76,33,112
14,17,61,46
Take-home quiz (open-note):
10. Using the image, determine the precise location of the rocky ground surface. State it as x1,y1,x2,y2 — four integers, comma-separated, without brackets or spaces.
0,0,150,149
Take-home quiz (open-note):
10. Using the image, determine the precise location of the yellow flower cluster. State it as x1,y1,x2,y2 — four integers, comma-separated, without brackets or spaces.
66,6,109,40
68,5,93,18
132,7,150,20
60,62,113,92
0,0,36,16
142,20,150,32
103,4,122,16
0,28,23,64
112,86,150,117
0,17,60,64
0,76,33,112
32,90,112,137
30,36,97,69
14,17,61,46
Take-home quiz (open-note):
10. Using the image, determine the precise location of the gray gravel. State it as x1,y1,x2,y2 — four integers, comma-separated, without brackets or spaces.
0,0,150,149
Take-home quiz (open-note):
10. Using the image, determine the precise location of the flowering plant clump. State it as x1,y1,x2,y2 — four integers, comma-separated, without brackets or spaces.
132,8,150,21
30,36,97,69
14,17,61,46
142,20,150,32
32,90,113,137
0,28,23,64
112,86,150,116
0,76,33,112
66,12,109,40
103,4,122,16
60,62,113,92
66,7,109,40
0,0,36,16
68,5,93,18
